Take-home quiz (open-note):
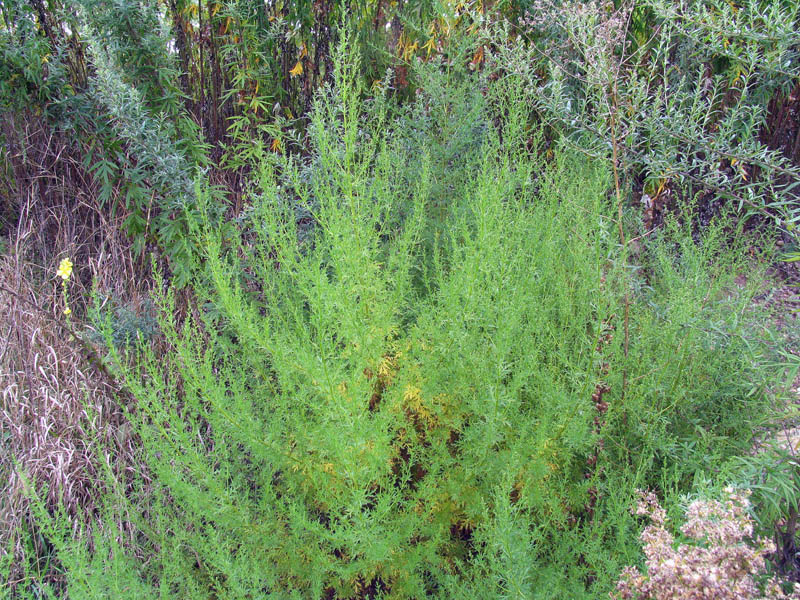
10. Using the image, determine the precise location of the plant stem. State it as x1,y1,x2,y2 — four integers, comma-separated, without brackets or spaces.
610,82,630,399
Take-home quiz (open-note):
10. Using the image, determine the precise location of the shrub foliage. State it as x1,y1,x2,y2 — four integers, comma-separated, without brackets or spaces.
2,2,798,598
9,43,779,599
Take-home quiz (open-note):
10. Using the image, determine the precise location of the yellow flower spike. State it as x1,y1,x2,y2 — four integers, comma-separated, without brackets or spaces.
56,257,73,281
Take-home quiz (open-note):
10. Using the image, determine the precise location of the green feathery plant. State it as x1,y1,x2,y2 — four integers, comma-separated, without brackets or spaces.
10,35,786,599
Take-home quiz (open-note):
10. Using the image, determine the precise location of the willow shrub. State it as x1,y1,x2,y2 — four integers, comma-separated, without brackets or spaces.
27,46,780,600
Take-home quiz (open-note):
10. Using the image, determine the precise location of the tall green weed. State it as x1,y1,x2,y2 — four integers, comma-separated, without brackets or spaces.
15,41,785,600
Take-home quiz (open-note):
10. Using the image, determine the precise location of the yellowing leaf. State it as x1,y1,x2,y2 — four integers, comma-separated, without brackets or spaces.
290,61,303,76
271,138,282,152
471,46,484,67
403,41,419,61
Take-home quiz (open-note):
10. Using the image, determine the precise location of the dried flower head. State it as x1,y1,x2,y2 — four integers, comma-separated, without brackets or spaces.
614,489,800,600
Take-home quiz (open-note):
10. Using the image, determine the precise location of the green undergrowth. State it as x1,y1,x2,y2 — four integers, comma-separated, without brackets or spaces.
8,43,789,600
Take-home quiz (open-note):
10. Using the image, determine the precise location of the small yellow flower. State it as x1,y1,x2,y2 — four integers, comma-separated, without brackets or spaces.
289,61,303,77
56,258,73,281
63,307,71,316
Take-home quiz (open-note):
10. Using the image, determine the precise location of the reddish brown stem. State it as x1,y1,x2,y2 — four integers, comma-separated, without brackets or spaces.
610,84,630,398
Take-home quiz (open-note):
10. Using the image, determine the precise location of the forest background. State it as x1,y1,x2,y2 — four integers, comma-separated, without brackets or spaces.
3,0,800,597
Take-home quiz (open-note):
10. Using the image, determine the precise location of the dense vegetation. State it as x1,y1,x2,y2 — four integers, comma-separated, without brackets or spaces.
2,0,800,598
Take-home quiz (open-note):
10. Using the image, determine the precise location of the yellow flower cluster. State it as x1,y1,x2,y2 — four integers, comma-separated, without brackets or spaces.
57,257,73,316
56,257,73,281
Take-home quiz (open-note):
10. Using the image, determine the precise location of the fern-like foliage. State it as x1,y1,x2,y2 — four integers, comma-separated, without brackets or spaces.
21,35,781,600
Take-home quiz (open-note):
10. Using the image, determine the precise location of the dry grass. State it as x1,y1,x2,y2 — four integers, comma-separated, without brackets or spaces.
0,111,154,588
0,231,142,586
